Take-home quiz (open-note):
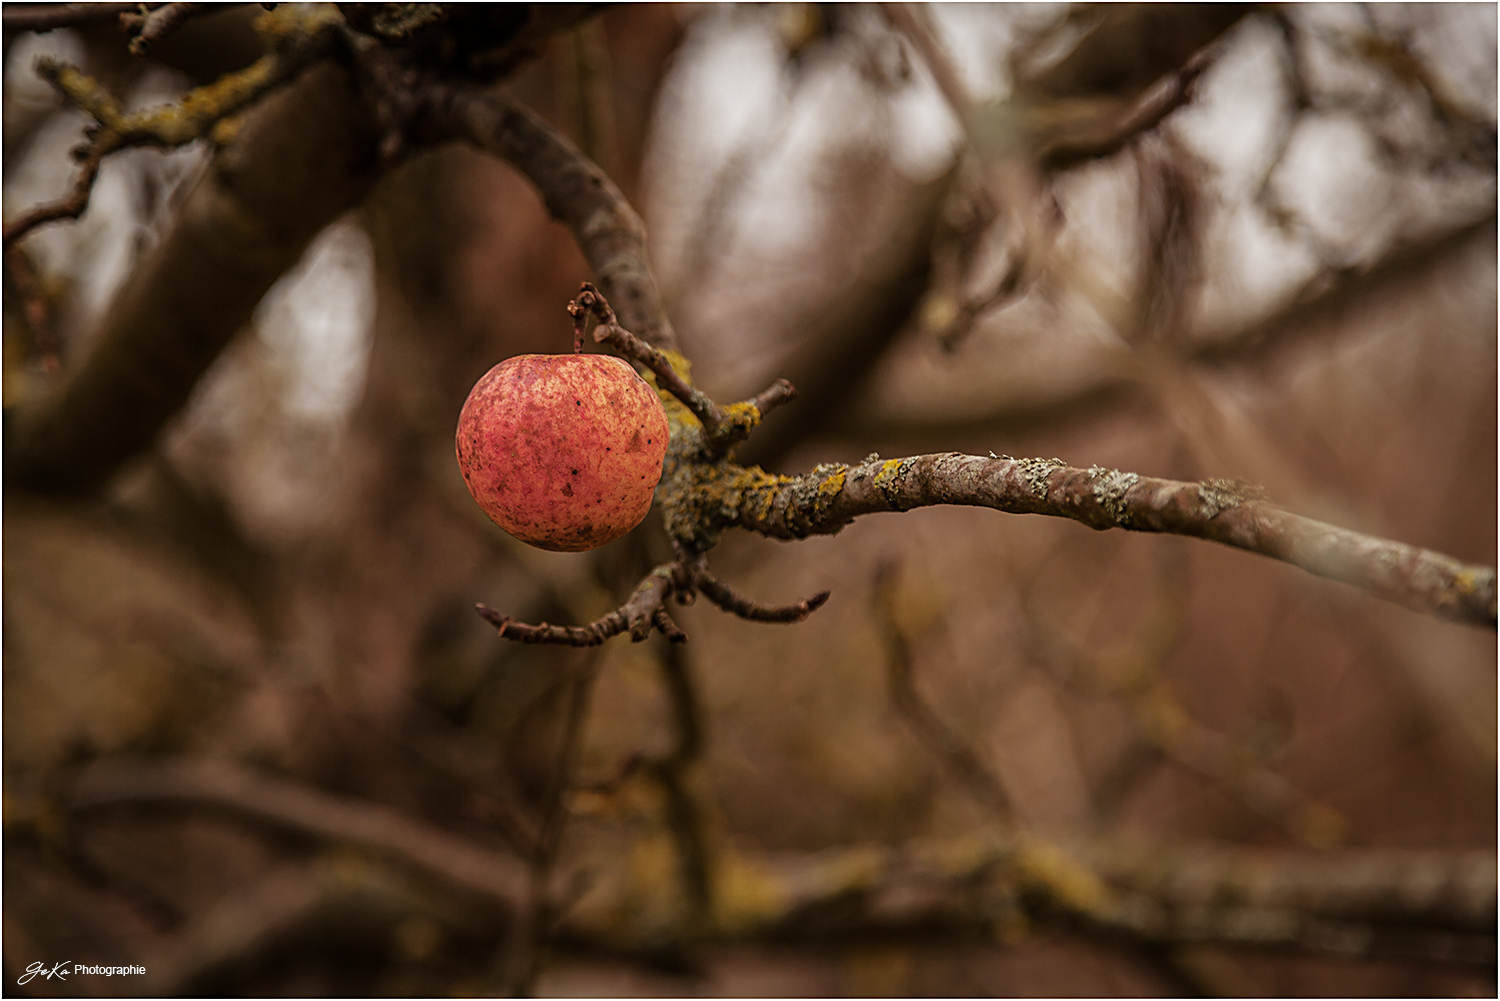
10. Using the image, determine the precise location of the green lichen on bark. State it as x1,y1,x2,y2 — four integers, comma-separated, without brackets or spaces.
34,3,342,154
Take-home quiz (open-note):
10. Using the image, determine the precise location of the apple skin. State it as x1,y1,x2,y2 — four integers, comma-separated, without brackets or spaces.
456,353,669,552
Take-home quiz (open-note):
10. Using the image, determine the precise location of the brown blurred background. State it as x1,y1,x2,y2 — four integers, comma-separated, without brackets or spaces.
3,4,1495,996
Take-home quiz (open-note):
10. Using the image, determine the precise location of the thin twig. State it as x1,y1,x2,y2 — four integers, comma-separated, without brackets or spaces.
569,283,719,432
2,147,103,247
120,1,204,55
1037,49,1217,172
477,548,830,646
572,282,796,456
477,566,676,646
695,564,829,623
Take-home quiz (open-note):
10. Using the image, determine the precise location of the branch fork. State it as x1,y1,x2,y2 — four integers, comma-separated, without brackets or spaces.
568,282,797,458
476,547,829,648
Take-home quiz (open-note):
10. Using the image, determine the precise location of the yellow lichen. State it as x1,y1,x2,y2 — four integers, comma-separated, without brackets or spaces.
657,349,695,382
1012,838,1111,917
713,851,787,934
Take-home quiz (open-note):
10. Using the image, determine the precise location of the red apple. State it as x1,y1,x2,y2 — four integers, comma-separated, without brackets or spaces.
456,353,669,552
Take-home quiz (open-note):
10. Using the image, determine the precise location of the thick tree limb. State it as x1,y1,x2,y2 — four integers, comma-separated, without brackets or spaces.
551,835,1494,965
713,453,1495,628
72,758,1491,965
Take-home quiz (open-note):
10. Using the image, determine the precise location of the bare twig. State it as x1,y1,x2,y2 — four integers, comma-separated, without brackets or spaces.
695,567,829,623
569,283,717,430
1036,49,1217,173
477,566,676,646
571,282,800,456
475,549,828,646
1,145,104,248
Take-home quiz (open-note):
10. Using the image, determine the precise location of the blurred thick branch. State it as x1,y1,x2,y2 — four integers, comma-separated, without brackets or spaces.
69,758,1494,966
556,835,1494,966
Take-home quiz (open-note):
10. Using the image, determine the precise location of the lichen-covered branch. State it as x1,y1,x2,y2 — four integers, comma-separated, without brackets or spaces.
7,59,384,494
474,263,1489,643
3,4,345,248
711,453,1495,629
553,834,1495,965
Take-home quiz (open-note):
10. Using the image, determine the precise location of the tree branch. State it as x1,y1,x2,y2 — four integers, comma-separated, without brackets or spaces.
554,835,1495,964
1,2,148,34
717,454,1495,628
69,756,528,910
475,547,828,646
427,86,677,353
119,1,206,56
3,4,346,249
7,58,384,495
